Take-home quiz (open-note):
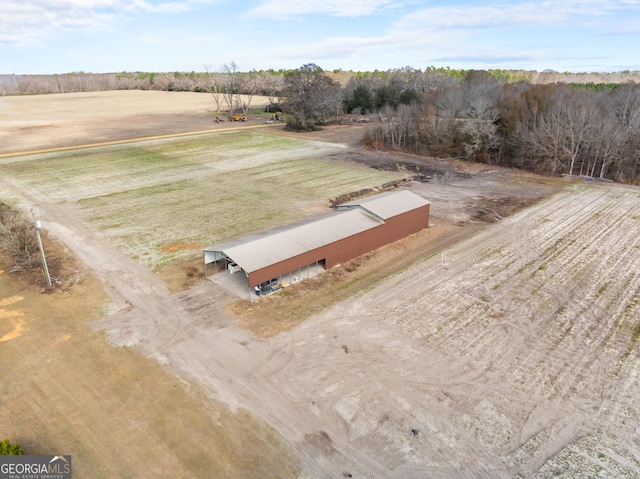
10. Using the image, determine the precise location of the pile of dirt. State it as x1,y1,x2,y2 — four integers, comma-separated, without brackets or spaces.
328,179,409,207
470,195,545,222
156,255,204,293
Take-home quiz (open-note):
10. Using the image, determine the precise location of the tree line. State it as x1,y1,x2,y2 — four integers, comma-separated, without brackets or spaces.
2,66,639,182
0,70,288,96
1,68,635,96
279,65,640,183
353,70,640,182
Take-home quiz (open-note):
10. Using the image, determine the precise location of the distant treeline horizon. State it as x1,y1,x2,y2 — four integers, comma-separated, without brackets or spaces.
1,67,639,96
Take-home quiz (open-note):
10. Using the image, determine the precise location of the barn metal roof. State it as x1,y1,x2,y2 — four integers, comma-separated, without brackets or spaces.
338,189,431,220
203,190,430,274
204,208,382,273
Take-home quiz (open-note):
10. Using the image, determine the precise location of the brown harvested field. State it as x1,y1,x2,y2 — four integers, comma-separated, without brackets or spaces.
0,90,270,154
1,91,640,478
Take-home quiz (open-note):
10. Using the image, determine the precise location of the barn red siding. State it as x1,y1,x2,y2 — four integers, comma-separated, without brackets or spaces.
248,203,429,286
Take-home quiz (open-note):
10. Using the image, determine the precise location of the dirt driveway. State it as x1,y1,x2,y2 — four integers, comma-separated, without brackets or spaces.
3,91,638,478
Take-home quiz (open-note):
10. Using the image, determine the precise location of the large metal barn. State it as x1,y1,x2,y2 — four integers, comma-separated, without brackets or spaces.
203,189,430,299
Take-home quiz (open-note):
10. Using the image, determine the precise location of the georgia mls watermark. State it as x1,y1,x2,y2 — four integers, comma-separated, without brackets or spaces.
0,455,71,479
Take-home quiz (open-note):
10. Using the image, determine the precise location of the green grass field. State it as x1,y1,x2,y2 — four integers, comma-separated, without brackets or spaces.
1,130,408,267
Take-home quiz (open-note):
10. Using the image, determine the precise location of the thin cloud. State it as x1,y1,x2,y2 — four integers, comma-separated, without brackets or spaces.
0,2,121,45
273,34,386,61
435,51,548,66
134,0,219,14
245,0,401,19
262,21,470,66
0,0,215,45
395,0,640,30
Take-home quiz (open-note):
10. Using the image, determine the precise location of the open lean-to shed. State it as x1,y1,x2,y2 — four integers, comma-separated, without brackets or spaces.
203,189,430,297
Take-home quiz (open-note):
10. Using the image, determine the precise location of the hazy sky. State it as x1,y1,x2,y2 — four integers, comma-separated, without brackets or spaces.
2,0,639,74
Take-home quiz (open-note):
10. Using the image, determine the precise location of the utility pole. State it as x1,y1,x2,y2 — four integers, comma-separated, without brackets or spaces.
31,209,52,288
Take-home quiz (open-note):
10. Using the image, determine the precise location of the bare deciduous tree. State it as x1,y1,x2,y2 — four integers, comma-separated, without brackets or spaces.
530,106,566,173
238,70,260,115
282,64,342,129
589,120,626,178
461,74,501,161
222,62,240,115
417,89,464,157
204,65,224,113
260,72,284,111
611,84,640,133
559,90,598,175
531,89,597,174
